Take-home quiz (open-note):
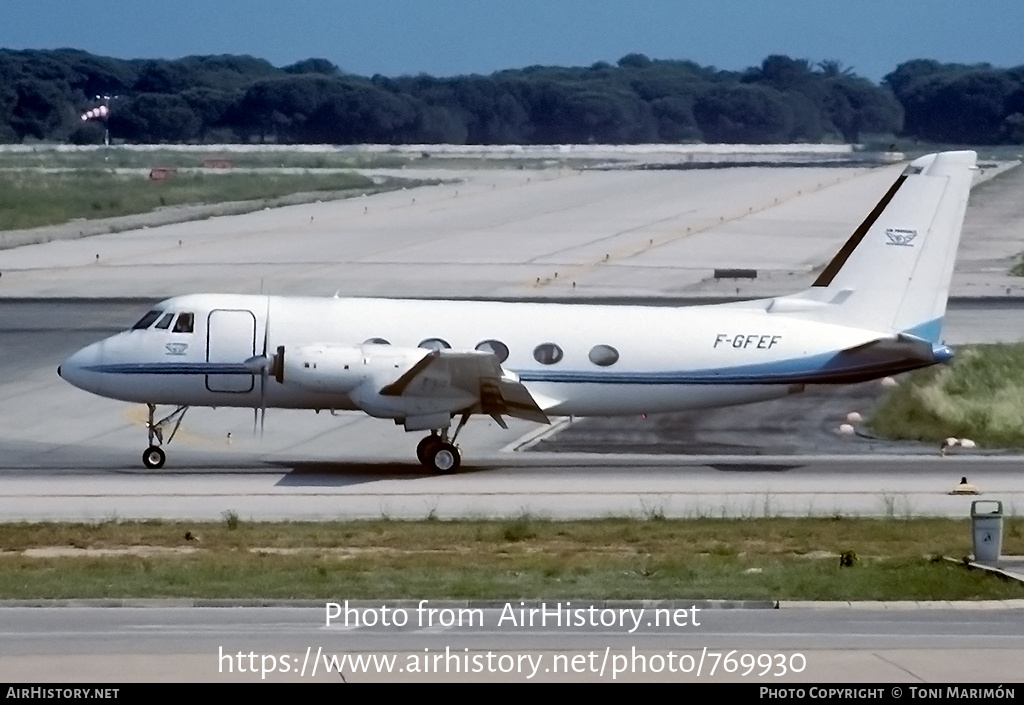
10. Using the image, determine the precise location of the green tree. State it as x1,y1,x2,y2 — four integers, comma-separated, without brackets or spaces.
694,84,794,143
182,88,236,143
133,61,192,94
283,58,340,76
824,77,903,142
617,53,653,70
10,79,68,139
650,96,701,142
111,93,200,142
901,70,1015,143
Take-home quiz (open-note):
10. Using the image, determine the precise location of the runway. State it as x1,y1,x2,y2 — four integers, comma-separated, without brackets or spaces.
1,298,1023,521
1,158,1024,522
3,155,1024,685
3,604,1024,682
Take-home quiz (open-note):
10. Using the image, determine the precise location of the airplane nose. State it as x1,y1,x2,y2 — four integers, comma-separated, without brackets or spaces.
59,342,105,395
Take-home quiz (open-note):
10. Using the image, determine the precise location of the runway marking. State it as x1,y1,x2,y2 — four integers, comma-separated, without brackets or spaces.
501,418,573,453
871,652,926,682
526,169,871,291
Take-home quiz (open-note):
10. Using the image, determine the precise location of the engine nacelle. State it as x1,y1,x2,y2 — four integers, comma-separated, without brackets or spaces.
284,344,427,397
282,343,478,427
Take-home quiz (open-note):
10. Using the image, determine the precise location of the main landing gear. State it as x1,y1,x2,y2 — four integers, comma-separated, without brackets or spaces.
415,413,471,473
142,403,189,469
416,433,460,473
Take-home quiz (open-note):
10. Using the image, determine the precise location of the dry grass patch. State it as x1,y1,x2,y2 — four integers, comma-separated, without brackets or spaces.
0,517,1021,601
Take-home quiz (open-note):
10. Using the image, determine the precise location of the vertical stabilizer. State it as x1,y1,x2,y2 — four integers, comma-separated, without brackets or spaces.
784,151,976,342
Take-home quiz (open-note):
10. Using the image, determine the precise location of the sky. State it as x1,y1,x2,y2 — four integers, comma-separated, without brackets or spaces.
2,1,1023,83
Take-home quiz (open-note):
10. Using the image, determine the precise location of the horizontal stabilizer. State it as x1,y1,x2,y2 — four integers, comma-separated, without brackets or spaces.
841,333,938,365
818,333,952,383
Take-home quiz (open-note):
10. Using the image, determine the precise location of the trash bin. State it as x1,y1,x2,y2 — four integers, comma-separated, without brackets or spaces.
971,500,1003,562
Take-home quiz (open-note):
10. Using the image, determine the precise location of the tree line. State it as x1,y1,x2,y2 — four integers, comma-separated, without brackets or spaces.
1,48,1022,146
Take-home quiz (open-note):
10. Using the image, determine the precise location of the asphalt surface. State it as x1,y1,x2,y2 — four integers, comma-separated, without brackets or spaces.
2,298,1024,521
2,156,1024,684
2,604,1023,682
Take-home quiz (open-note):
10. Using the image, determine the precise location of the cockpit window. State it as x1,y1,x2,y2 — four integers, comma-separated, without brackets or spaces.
154,313,174,330
132,310,162,330
172,312,194,333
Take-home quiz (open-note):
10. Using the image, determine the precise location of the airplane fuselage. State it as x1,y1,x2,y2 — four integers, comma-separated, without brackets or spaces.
61,293,938,418
56,151,977,471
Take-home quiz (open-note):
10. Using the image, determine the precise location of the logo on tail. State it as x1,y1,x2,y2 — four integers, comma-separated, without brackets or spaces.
885,228,918,247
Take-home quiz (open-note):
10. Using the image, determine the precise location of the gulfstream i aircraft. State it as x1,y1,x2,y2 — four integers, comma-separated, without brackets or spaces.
59,151,976,472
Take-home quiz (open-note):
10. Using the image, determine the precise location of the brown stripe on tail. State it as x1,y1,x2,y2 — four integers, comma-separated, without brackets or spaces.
812,174,907,288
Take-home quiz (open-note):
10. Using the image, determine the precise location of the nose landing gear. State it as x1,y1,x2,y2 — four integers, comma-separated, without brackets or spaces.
142,403,189,469
143,445,166,469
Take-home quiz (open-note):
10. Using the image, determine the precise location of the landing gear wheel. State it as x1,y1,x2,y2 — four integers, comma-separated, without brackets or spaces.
416,434,442,465
142,446,166,469
427,441,461,474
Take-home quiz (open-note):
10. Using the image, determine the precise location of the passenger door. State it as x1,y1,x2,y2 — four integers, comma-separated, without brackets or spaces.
206,309,256,393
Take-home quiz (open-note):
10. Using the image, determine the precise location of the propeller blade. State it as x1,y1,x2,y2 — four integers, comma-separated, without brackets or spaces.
260,395,266,436
258,295,270,438
249,295,272,438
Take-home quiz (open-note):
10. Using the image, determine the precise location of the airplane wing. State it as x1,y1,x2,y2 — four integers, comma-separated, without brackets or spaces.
379,350,550,425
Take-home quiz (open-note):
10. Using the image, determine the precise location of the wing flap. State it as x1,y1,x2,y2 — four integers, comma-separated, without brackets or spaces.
380,349,549,424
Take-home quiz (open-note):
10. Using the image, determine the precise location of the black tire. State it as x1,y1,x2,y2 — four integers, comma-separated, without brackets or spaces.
143,446,166,469
416,435,442,465
428,441,461,474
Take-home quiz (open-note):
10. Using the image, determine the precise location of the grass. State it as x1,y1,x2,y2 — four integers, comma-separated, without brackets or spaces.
868,343,1024,447
0,147,413,171
0,517,1021,601
0,169,394,230
0,146,599,172
1012,254,1024,277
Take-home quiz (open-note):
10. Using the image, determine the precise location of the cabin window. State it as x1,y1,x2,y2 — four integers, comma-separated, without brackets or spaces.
132,310,162,330
154,313,174,330
588,344,619,367
364,337,391,345
533,343,563,365
475,339,509,363
419,338,451,351
172,312,194,334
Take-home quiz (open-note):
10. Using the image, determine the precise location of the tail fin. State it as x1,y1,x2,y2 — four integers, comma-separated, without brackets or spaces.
776,151,976,343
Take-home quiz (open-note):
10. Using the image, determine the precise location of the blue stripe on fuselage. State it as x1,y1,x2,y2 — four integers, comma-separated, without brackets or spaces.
518,350,935,385
85,345,942,386
85,363,253,375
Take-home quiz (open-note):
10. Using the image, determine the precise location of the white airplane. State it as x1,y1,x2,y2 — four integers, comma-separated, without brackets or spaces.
59,150,977,473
